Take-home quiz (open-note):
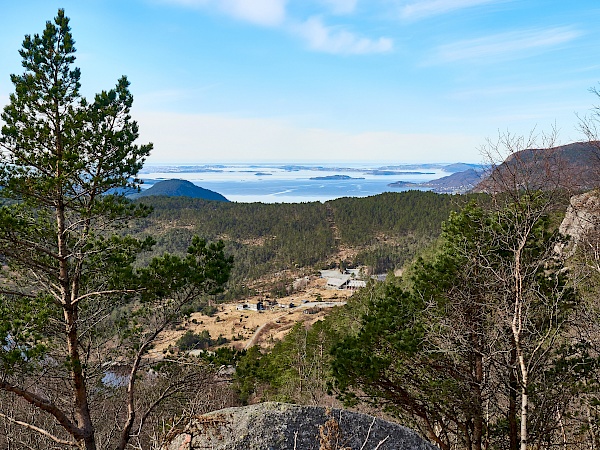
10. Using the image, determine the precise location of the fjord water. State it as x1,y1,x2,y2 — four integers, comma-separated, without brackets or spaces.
139,164,447,203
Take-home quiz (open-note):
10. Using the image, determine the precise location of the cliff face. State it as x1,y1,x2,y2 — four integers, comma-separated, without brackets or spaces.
560,191,600,238
557,191,600,255
163,402,436,450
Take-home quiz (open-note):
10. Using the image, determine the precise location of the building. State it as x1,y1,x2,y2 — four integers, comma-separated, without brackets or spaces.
346,280,367,291
326,276,350,289
236,301,264,311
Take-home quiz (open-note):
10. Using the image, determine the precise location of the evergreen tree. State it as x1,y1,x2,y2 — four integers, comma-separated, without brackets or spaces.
331,199,578,450
0,10,232,449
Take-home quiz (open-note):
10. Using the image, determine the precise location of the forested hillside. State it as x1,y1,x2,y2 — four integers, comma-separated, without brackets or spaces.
132,191,478,294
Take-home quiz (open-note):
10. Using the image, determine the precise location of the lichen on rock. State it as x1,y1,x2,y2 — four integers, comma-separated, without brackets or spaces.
162,402,436,450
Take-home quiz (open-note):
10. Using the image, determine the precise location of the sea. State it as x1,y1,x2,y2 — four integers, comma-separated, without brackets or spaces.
139,163,451,203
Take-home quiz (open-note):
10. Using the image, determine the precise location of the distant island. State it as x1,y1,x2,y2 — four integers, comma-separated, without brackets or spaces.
129,179,229,202
310,175,365,180
134,161,489,202
387,181,419,188
368,170,435,176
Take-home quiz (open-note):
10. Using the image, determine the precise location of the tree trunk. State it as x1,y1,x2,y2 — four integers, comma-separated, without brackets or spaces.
520,383,528,450
512,242,528,450
509,347,519,450
65,306,96,449
83,434,97,450
58,201,96,449
463,421,473,450
473,353,484,450
586,392,598,450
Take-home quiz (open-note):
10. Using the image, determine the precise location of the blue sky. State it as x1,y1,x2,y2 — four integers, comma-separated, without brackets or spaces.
1,1,599,164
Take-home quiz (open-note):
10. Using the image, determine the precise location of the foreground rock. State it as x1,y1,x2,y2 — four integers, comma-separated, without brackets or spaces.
163,402,435,450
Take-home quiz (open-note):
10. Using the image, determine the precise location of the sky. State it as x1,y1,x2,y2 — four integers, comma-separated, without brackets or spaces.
1,1,600,164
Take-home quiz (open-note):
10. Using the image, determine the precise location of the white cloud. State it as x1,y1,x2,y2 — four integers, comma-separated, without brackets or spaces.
137,111,479,163
319,0,359,15
430,27,582,64
157,0,389,55
158,0,287,27
221,0,287,26
400,0,509,20
294,17,393,55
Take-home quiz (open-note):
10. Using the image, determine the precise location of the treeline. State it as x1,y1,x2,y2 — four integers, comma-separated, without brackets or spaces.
329,191,475,246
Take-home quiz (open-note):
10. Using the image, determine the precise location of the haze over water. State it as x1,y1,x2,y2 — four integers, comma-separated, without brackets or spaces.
139,163,449,203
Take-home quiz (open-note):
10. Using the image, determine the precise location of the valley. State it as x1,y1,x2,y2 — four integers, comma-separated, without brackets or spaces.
152,275,353,356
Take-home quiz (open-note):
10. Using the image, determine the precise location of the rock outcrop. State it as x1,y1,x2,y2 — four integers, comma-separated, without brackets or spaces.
163,402,436,450
557,191,600,255
560,191,600,240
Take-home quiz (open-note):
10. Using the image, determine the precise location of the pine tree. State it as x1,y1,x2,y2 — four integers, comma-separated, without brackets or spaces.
0,10,232,449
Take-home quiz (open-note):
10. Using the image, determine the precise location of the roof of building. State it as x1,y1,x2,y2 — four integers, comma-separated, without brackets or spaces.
326,277,349,288
320,269,344,278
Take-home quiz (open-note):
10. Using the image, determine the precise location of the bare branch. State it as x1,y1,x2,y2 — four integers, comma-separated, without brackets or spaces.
359,416,377,450
73,288,142,305
0,381,83,440
0,411,79,447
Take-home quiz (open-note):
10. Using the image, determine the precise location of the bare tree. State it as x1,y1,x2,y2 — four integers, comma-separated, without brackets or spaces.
478,130,579,450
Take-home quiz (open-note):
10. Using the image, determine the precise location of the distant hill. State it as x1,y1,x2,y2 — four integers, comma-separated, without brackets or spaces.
422,168,483,193
387,168,483,194
473,141,600,193
130,179,229,202
442,162,482,173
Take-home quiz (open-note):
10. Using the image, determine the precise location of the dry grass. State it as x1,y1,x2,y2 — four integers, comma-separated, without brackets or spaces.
149,277,352,356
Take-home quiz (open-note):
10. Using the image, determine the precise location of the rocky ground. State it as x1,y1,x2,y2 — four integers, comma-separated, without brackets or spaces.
163,402,437,450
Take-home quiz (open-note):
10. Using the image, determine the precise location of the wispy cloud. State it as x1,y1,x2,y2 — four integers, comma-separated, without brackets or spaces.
400,0,510,20
294,17,393,54
319,0,359,15
134,84,222,108
223,0,287,26
157,0,391,55
159,0,287,27
431,27,582,64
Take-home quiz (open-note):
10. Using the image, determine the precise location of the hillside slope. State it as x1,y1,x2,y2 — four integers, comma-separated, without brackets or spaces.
388,168,483,193
132,191,474,296
474,141,600,192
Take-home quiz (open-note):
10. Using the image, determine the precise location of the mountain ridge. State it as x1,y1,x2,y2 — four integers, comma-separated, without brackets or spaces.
473,141,600,193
